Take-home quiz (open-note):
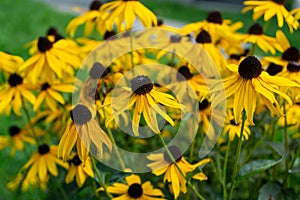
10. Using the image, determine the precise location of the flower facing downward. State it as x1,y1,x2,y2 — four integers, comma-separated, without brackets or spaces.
213,56,299,125
58,104,112,163
106,75,184,136
103,174,165,200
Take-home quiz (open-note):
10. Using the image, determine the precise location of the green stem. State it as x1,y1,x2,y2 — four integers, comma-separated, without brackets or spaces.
228,110,246,200
158,134,205,200
91,156,113,199
283,103,290,187
21,97,40,145
222,138,231,200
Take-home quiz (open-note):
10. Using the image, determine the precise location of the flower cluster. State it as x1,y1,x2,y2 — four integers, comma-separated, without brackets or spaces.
1,0,300,199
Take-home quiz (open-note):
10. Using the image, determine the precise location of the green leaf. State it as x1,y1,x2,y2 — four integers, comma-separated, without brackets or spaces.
237,157,283,180
258,182,283,200
266,141,286,157
107,172,132,185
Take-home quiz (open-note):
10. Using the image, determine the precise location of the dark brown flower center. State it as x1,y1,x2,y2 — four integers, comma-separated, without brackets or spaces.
103,31,117,40
38,144,50,155
238,56,262,79
41,82,50,91
128,183,143,198
71,155,82,166
89,0,102,10
163,146,182,163
8,73,23,87
131,76,153,95
47,27,63,42
157,18,164,26
282,47,300,62
272,0,285,4
287,62,300,73
199,99,209,111
230,119,239,126
176,66,193,81
196,30,212,44
89,62,110,79
170,35,182,43
266,63,283,76
38,37,53,52
206,11,223,24
9,126,21,137
70,104,92,125
248,23,263,35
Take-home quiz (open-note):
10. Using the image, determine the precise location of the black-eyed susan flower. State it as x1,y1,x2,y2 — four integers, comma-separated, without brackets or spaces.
106,75,184,136
291,7,300,20
65,154,94,188
0,51,24,74
58,104,112,163
242,0,299,32
147,146,210,199
237,23,282,55
66,0,106,37
12,144,68,191
100,0,157,31
213,56,299,125
20,36,81,83
103,174,165,200
34,81,74,111
0,72,36,116
223,111,251,141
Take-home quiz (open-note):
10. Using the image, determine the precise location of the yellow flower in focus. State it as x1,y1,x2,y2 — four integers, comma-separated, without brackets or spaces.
102,174,165,200
213,56,299,125
242,0,299,32
0,51,24,74
100,0,157,31
106,75,184,136
65,154,94,188
58,104,112,163
147,146,210,199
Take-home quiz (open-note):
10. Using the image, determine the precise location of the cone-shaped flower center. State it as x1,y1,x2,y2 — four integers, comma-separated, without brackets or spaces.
272,0,285,4
131,76,153,95
41,82,50,91
266,63,283,76
70,104,92,125
163,146,182,163
206,11,223,24
199,99,209,111
282,47,300,62
196,30,212,44
238,56,262,79
47,27,63,42
38,37,53,52
170,35,182,43
8,73,23,87
9,126,21,137
287,62,300,73
230,119,239,126
176,66,193,81
103,31,117,40
72,155,82,166
89,0,102,10
128,183,143,198
89,62,110,79
248,23,263,35
38,144,50,155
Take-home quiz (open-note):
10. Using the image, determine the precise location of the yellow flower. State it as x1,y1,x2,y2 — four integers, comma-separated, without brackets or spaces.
65,154,94,188
10,144,68,191
242,0,299,32
0,72,36,116
100,0,157,31
106,75,184,136
66,0,106,37
213,56,299,125
19,36,81,83
237,23,282,55
103,174,165,200
34,81,74,111
147,146,210,199
58,104,112,163
291,7,300,20
0,51,24,74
